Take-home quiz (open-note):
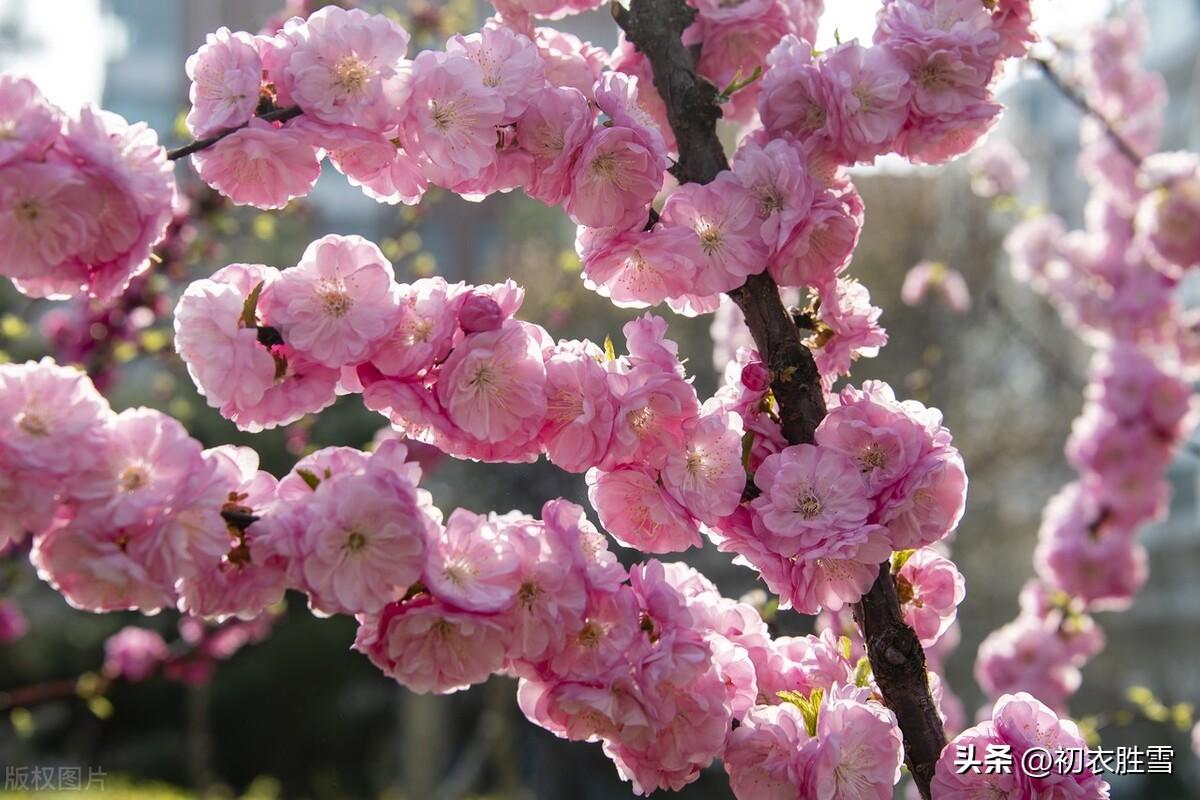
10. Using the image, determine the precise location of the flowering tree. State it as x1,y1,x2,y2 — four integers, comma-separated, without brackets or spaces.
2,0,1198,797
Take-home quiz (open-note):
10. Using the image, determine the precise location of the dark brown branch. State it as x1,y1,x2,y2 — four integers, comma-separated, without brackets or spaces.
614,2,946,796
612,0,824,445
1031,56,1144,167
166,105,304,161
221,508,260,530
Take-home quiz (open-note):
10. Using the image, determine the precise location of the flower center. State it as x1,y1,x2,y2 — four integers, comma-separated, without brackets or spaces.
548,389,584,423
627,406,655,435
518,581,540,607
344,530,368,552
14,199,41,224
915,62,948,90
470,364,496,390
429,101,459,132
578,621,602,648
16,410,49,436
319,286,353,317
858,443,887,472
591,152,619,179
119,464,150,492
332,55,371,94
794,490,822,519
698,223,724,255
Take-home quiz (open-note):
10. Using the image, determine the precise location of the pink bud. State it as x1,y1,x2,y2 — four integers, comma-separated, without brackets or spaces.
741,360,770,392
459,293,504,334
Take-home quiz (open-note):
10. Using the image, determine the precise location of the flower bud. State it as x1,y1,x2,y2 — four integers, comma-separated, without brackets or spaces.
459,293,504,334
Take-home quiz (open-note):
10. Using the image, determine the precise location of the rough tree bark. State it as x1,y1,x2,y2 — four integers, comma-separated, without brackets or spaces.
612,1,948,796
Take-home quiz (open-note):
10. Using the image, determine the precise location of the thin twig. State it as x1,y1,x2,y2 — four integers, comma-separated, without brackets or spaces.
166,106,304,161
1031,56,1144,167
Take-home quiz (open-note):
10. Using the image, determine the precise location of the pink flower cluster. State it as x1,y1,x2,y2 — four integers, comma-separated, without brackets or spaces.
0,359,289,618
709,376,967,615
933,692,1111,798
901,259,971,313
0,74,176,299
984,3,1199,715
181,7,672,228
757,1,1034,168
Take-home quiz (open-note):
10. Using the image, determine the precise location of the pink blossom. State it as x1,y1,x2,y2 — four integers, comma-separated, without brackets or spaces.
812,278,887,382
548,584,643,681
725,703,811,798
296,466,432,615
975,616,1081,712
32,518,176,614
502,501,590,667
815,380,932,496
593,72,668,169
192,119,321,209
435,320,548,444
604,364,700,469
174,263,280,411
541,340,618,473
536,28,607,100
185,27,263,137
750,444,876,557
731,136,817,260
808,685,904,800
0,600,27,643
295,118,427,205
661,173,768,294
50,104,177,296
402,50,506,185
566,125,663,230
771,187,862,291
425,509,521,612
103,626,169,682
991,692,1111,797
370,276,460,378
222,349,339,433
876,448,968,550
517,85,592,206
968,137,1029,198
661,404,746,524
893,98,1002,165
265,234,399,368
448,24,545,123
768,527,892,613
586,467,703,553
758,36,841,157
900,260,972,313
0,162,94,289
690,7,791,124
896,548,966,647
0,74,60,166
355,596,508,694
930,719,1027,798
822,39,913,163
1136,151,1200,275
284,6,411,132
0,358,110,477
578,223,700,308
1034,482,1148,611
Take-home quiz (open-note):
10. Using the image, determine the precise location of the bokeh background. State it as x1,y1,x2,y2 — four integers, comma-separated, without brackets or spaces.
2,0,1200,797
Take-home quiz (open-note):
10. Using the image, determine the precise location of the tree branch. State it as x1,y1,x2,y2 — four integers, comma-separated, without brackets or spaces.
613,1,946,796
1031,56,1144,167
166,105,304,161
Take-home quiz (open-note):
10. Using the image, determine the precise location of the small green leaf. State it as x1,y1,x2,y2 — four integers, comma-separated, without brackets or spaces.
603,335,617,362
718,66,764,102
741,430,755,473
296,468,321,491
839,635,853,662
854,656,873,688
891,549,916,573
777,687,823,736
241,281,265,328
